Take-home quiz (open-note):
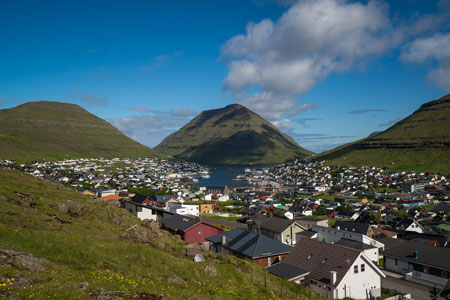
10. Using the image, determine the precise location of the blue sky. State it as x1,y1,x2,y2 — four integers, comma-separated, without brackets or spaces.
1,0,449,153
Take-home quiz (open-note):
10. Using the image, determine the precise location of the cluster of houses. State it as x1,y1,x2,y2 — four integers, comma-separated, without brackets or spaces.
1,158,211,195
2,157,450,299
111,185,450,299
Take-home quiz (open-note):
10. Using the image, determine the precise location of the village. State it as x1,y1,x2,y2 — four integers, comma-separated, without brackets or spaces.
1,157,450,300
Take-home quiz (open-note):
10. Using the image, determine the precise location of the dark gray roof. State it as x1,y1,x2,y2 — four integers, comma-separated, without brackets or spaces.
335,238,376,251
267,262,309,280
333,221,370,235
152,194,177,203
248,214,295,233
378,237,405,250
296,230,317,238
381,238,450,271
161,214,199,232
284,237,361,286
433,202,450,213
206,229,292,258
130,193,150,205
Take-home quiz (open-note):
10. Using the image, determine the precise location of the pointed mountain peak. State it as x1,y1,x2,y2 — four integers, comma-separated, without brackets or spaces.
155,104,312,164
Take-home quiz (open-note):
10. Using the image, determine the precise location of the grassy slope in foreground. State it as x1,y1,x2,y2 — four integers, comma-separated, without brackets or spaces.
0,168,313,300
155,104,313,165
0,101,161,162
315,94,450,174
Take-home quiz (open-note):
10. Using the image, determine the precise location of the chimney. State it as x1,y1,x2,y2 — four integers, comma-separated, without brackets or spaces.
330,271,337,285
221,235,227,246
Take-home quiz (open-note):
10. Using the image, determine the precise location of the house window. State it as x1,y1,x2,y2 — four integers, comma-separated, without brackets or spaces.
268,256,272,266
354,265,359,274
361,264,365,272
279,255,283,262
198,231,202,235
307,254,312,260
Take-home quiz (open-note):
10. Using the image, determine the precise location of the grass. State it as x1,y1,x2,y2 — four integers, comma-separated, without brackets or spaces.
315,94,450,174
202,213,242,222
154,104,311,165
0,101,163,162
371,187,401,193
0,168,322,300
312,194,335,200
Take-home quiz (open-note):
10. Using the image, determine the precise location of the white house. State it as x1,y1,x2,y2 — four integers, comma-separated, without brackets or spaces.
268,238,385,299
168,202,199,217
123,200,157,221
310,225,384,250
306,225,384,262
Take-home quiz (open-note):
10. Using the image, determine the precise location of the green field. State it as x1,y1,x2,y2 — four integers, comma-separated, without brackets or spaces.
0,168,321,300
0,101,162,162
155,104,312,165
315,94,450,174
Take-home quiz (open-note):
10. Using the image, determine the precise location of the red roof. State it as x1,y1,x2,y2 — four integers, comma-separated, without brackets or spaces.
99,195,122,201
373,228,397,238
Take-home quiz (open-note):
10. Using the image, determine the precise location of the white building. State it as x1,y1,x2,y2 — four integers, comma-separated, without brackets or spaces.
168,202,199,217
268,238,385,299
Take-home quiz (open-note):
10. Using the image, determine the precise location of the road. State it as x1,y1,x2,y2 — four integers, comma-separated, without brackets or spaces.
200,216,247,229
382,275,443,300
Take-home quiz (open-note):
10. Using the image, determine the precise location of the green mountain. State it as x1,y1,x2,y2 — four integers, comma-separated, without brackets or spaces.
0,101,160,162
316,94,450,173
0,168,310,299
154,104,312,164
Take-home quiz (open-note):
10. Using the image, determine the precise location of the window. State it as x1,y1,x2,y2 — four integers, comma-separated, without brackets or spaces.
361,264,365,272
322,258,327,264
354,265,359,274
198,231,202,235
268,256,272,266
307,254,313,260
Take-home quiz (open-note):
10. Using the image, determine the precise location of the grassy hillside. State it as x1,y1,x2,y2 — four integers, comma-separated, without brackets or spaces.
155,104,313,165
0,168,317,300
0,101,161,162
316,94,450,174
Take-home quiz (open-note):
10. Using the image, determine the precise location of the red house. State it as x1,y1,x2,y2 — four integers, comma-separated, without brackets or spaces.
161,214,223,243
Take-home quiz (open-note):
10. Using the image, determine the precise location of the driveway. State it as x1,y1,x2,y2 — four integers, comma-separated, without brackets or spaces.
382,275,445,300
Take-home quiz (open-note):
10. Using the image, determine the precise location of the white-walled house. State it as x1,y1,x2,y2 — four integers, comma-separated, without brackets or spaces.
268,238,385,299
123,200,158,221
168,202,199,216
310,225,384,251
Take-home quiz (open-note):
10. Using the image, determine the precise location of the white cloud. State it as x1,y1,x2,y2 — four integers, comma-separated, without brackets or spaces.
272,118,294,131
222,0,400,122
400,33,450,92
108,107,197,147
109,115,189,147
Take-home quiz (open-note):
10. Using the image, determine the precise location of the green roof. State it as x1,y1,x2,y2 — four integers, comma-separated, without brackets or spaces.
437,223,450,232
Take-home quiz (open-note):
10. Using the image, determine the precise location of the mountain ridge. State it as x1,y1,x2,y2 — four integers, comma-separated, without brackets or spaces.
154,104,312,165
315,94,450,173
0,101,160,162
